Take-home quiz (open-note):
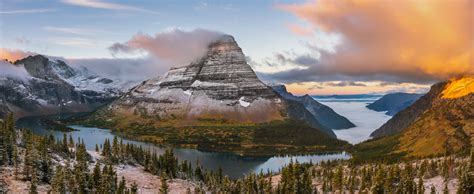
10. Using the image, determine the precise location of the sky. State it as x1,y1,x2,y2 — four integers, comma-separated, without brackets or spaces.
1,0,472,95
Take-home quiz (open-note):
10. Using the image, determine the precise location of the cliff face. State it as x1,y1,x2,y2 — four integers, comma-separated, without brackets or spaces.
272,85,355,130
0,55,125,118
366,93,423,116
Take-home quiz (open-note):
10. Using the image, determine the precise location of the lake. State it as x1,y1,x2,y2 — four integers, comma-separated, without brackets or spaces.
16,115,349,178
314,96,392,144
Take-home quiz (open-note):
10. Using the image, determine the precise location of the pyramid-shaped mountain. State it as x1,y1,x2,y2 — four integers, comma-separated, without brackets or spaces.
88,35,348,155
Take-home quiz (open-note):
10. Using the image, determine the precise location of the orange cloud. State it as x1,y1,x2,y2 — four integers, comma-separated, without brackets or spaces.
0,48,35,62
277,0,473,81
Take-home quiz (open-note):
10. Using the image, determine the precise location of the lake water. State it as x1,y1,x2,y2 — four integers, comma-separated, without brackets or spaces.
314,96,392,144
16,115,349,178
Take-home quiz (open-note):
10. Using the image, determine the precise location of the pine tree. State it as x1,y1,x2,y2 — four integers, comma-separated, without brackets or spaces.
417,174,424,194
430,185,436,194
333,164,344,192
69,134,74,147
118,176,127,193
457,168,473,194
371,165,384,194
12,146,19,180
51,166,66,193
92,162,101,190
130,182,138,194
443,181,449,194
160,172,169,194
30,168,38,194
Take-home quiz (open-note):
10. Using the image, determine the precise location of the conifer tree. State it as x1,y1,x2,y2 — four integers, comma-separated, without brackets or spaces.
51,166,66,193
30,168,38,194
118,176,127,193
417,173,424,194
130,182,138,194
160,172,169,194
443,181,449,194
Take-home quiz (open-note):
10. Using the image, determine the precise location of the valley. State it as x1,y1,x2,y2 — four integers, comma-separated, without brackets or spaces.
1,1,473,192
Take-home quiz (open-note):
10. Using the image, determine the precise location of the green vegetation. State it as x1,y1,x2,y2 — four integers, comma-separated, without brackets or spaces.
0,113,136,193
40,118,77,132
1,114,473,193
350,134,407,163
77,117,350,156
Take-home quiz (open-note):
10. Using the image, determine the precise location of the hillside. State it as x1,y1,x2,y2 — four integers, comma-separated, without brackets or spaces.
366,92,423,116
355,77,474,160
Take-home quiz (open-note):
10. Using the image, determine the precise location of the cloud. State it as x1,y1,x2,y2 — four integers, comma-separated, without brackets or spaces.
109,28,224,66
0,9,55,14
48,37,113,47
325,81,367,87
272,0,473,84
0,48,35,62
287,24,313,36
15,37,30,44
62,0,158,14
0,60,30,79
66,57,158,81
44,26,94,35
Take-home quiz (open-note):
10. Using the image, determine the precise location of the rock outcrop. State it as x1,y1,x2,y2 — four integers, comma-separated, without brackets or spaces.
366,92,423,116
272,85,355,129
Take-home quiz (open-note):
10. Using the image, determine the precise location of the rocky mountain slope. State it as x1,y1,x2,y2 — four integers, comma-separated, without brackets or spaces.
356,77,473,159
272,85,355,129
0,55,127,118
366,92,423,116
85,35,347,154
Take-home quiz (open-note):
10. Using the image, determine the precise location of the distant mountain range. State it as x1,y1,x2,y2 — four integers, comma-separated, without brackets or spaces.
312,94,382,99
355,77,473,160
366,92,423,116
272,85,355,129
0,55,133,118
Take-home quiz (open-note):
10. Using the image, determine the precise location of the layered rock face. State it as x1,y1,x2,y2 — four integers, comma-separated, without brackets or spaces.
0,55,125,118
272,85,355,129
110,35,284,123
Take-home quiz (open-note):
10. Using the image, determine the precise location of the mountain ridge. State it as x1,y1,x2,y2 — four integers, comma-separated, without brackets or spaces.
366,92,423,116
0,55,129,119
356,77,473,160
271,85,356,129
